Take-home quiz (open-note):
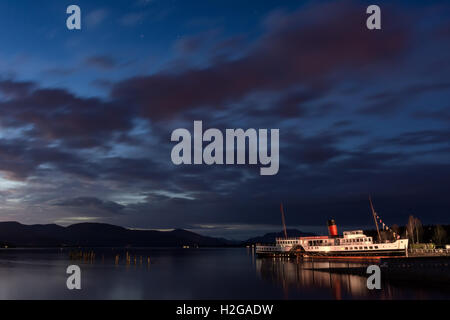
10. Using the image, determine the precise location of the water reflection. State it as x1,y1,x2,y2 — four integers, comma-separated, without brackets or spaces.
0,248,449,299
255,258,370,299
253,253,450,299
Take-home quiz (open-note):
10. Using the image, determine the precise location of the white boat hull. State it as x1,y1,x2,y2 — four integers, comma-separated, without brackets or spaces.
256,238,409,257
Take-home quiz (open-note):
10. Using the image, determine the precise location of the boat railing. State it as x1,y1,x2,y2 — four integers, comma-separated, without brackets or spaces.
255,243,277,247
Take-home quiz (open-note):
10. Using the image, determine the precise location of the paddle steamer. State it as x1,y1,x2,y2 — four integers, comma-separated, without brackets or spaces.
256,199,409,257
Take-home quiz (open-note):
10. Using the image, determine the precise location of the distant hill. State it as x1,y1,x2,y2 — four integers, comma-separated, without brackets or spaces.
0,222,236,248
243,229,316,245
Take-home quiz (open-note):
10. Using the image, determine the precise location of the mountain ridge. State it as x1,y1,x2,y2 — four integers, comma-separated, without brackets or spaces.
0,222,317,248
0,221,235,247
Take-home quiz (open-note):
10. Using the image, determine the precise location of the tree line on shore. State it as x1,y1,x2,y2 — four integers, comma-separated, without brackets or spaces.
365,216,449,247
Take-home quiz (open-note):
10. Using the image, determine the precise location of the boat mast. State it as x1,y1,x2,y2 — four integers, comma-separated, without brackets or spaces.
369,196,382,242
280,202,288,239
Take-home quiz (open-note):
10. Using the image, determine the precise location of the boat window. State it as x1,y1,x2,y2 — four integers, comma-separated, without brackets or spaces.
369,246,373,249
375,246,378,249
364,246,368,250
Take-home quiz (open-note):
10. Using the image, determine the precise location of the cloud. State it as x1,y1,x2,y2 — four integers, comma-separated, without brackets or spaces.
0,1,449,237
0,79,135,149
0,79,35,98
381,130,450,146
84,55,118,70
173,30,220,55
119,12,146,26
135,0,154,7
0,138,83,180
85,9,109,28
54,196,125,215
361,82,450,115
42,67,76,77
111,2,410,121
412,108,450,122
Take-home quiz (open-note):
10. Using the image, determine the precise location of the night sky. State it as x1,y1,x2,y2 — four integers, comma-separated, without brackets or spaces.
0,0,449,239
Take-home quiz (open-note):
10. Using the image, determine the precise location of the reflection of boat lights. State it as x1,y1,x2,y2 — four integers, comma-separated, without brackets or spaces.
255,259,384,298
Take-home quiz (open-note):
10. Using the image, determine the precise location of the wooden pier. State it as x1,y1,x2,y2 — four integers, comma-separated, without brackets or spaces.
408,248,450,257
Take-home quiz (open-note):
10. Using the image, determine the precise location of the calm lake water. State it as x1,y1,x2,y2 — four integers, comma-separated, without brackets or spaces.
0,247,449,299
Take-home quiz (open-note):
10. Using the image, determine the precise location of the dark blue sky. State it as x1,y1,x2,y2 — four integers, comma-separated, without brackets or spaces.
0,0,449,239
